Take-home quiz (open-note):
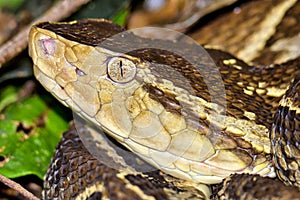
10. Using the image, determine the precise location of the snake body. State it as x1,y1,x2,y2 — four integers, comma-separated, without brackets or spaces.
28,2,300,199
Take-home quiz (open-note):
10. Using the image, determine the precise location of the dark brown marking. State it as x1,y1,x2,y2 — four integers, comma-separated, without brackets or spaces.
37,19,125,47
231,149,253,167
213,173,300,199
254,1,300,65
142,84,182,115
271,76,300,187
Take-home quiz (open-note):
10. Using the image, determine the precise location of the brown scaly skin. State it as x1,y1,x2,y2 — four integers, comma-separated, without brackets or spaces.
190,0,300,65
43,124,148,200
271,75,300,189
212,173,300,200
213,76,300,199
197,28,300,200
43,122,207,200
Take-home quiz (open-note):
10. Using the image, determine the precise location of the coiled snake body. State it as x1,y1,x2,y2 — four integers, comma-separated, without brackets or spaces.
28,4,300,199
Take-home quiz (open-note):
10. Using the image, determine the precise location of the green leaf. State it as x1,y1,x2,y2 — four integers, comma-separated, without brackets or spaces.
0,94,70,179
0,85,18,111
112,6,129,25
0,0,24,10
69,0,131,22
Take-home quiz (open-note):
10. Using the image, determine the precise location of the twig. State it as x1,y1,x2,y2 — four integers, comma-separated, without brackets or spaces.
0,174,39,200
0,0,91,68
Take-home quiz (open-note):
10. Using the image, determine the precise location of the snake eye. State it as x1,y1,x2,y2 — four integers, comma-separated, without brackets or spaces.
107,57,136,83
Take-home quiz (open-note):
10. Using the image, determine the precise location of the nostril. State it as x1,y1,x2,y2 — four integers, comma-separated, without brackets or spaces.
40,38,55,55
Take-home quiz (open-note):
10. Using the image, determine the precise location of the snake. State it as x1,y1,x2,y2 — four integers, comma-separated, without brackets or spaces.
27,2,300,200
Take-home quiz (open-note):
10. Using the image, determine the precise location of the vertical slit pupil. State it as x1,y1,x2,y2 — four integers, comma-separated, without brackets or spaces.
119,60,123,77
